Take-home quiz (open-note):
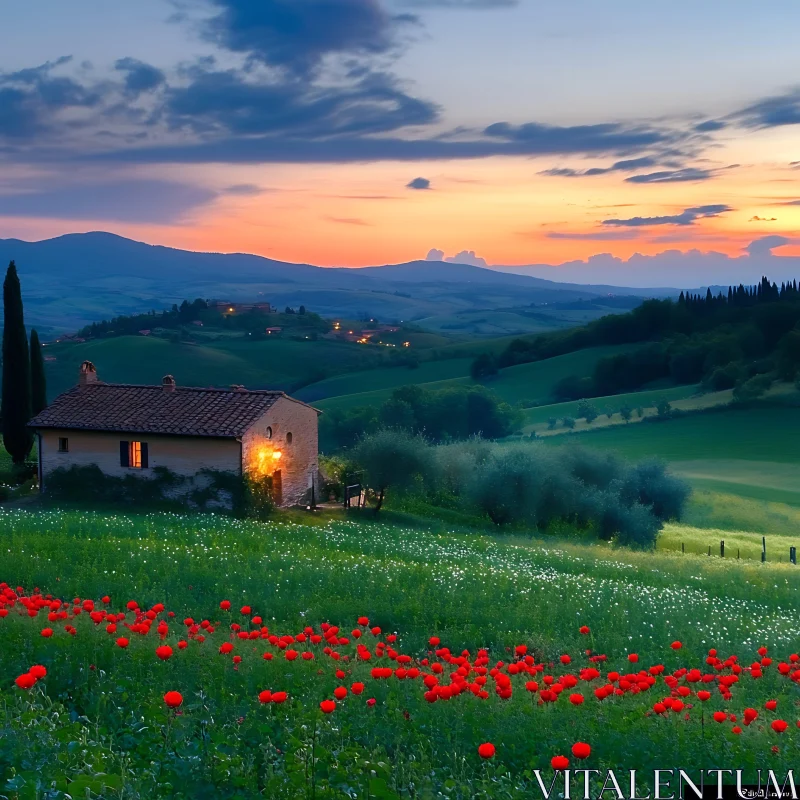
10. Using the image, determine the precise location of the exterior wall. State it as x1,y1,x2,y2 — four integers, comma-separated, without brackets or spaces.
240,397,319,507
38,429,241,487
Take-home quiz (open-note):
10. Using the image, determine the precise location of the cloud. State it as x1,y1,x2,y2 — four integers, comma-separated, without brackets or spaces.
0,179,216,223
602,204,732,228
407,177,431,189
224,183,263,195
624,168,714,184
446,249,487,267
114,58,166,95
544,230,641,241
163,66,438,139
325,216,371,225
777,199,800,206
484,121,678,155
0,56,102,139
745,235,790,256
426,248,445,260
693,119,726,132
202,0,411,77
734,88,800,129
748,215,777,222
540,156,659,178
402,0,518,7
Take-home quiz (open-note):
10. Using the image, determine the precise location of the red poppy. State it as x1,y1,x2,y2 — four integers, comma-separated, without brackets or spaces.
219,600,231,611
351,682,365,695
15,673,36,689
164,691,183,708
333,686,348,700
579,626,590,635
40,627,53,637
732,726,742,735
696,691,711,701
628,654,638,663
258,690,272,703
155,645,173,661
571,742,591,760
744,708,758,724
357,616,369,626
569,693,584,706
320,699,336,714
478,742,495,759
271,691,287,703
233,655,242,664
551,755,569,770
765,700,777,711
219,642,234,655
713,711,726,723
560,654,571,665
771,720,788,733
116,637,129,648
28,665,47,679
240,606,251,615
366,697,376,707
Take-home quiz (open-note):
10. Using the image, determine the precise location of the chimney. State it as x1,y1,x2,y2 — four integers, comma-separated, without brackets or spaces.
162,374,176,392
79,360,98,386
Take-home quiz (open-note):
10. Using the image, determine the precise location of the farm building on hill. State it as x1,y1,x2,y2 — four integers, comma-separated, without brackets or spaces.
28,361,320,507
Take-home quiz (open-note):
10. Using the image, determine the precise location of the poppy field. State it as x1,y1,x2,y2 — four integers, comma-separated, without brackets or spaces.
0,508,799,799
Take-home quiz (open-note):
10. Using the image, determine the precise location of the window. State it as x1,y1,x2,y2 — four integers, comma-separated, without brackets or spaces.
120,440,149,469
286,432,293,445
58,437,68,453
265,426,272,439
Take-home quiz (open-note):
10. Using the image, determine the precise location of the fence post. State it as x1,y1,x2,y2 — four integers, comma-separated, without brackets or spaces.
720,540,724,558
761,536,766,563
737,548,740,560
707,546,711,557
791,546,797,565
681,542,685,554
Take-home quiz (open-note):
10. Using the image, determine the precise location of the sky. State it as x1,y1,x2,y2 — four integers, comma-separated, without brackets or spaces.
2,0,800,282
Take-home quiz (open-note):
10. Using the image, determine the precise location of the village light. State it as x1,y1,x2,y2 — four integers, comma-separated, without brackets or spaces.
272,450,282,460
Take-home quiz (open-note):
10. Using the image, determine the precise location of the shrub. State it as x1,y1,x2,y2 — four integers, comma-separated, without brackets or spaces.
733,373,773,403
576,400,598,424
350,429,429,513
562,417,576,429
470,353,499,381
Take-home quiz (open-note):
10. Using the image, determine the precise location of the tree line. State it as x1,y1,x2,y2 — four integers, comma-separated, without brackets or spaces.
2,261,47,464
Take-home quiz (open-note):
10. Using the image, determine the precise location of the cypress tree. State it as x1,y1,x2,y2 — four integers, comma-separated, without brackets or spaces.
30,328,47,416
1,261,33,463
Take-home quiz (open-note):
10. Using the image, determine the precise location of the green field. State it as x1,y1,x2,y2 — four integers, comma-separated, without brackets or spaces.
42,335,391,398
1,507,798,798
312,345,635,412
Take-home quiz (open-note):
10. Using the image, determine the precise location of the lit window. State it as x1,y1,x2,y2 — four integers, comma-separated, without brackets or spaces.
286,432,293,445
129,441,142,468
58,437,68,453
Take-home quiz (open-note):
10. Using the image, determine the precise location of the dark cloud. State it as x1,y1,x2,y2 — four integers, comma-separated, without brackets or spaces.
0,56,102,138
624,167,713,184
407,177,430,189
540,156,658,178
734,88,800,128
693,119,726,132
484,121,675,155
426,248,444,260
224,183,263,195
746,235,790,256
114,58,166,95
778,199,800,206
602,204,732,228
748,215,777,222
163,66,437,138
0,179,215,223
203,0,411,76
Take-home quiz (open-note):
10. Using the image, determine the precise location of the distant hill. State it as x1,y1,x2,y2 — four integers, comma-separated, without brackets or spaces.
0,232,679,333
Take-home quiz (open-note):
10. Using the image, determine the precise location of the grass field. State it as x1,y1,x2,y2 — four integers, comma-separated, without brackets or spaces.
42,335,390,398
312,345,635,412
1,507,798,797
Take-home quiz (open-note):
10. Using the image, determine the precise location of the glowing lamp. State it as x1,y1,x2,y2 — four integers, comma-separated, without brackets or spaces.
272,450,282,460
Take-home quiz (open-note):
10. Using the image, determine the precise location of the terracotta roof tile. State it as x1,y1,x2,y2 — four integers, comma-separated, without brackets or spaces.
28,383,293,438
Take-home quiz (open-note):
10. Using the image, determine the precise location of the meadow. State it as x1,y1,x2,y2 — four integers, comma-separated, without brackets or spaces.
1,507,799,798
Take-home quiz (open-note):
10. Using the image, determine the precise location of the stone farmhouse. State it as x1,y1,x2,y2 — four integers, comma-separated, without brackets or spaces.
28,362,320,507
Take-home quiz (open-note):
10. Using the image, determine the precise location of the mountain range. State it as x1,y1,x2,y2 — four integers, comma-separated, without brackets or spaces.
0,231,687,334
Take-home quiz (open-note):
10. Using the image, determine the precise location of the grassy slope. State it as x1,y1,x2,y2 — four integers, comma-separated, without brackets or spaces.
312,344,634,411
43,335,389,397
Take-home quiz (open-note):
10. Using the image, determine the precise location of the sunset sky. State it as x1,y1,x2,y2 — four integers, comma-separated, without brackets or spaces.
3,0,800,274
